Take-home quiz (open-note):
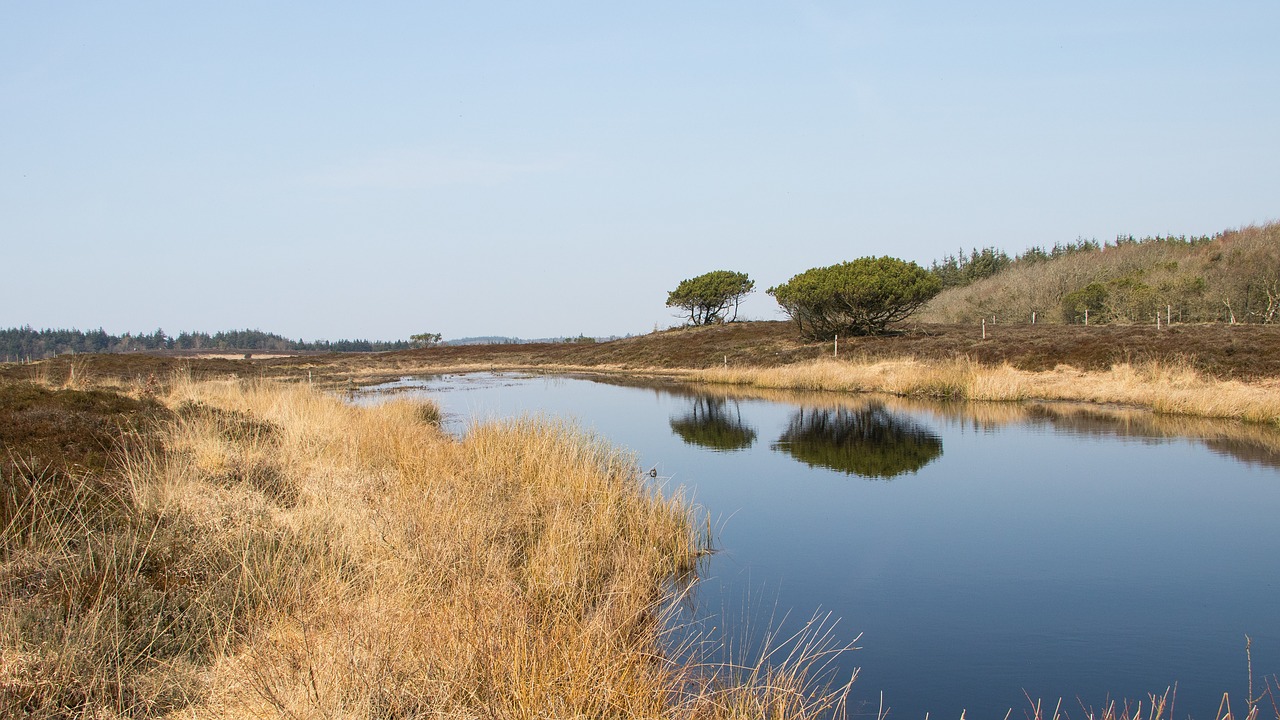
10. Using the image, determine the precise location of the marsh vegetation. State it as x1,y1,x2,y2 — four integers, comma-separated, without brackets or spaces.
1,372,855,718
363,372,1280,720
694,356,1280,426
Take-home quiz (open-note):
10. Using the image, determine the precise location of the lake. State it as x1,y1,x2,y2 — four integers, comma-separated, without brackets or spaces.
356,372,1280,720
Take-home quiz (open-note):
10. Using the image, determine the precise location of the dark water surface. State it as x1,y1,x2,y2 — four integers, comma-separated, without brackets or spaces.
357,373,1280,720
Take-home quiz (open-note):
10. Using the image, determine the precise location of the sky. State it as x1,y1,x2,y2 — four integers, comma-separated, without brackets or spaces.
2,2,1277,342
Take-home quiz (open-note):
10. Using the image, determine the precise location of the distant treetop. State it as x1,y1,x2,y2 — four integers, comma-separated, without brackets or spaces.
0,327,413,361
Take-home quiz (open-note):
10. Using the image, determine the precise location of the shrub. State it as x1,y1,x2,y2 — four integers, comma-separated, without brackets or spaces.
768,257,941,339
1061,282,1110,324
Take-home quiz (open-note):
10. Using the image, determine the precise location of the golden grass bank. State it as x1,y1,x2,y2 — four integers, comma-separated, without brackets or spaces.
1,375,849,718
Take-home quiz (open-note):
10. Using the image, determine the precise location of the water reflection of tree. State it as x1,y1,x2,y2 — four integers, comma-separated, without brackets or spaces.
772,404,943,478
669,396,758,451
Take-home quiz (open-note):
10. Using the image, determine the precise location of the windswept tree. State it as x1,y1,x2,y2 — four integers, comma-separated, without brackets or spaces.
410,332,443,348
666,270,755,326
768,256,940,339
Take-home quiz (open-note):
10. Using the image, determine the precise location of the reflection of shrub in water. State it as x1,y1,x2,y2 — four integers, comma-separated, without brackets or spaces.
773,404,943,478
669,396,758,451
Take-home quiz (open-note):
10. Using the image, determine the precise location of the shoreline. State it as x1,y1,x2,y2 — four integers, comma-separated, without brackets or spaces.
690,357,1280,427
7,320,1280,427
339,357,1280,427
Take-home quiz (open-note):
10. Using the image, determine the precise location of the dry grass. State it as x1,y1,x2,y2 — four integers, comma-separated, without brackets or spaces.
1011,678,1280,720
1,374,854,719
694,358,1280,426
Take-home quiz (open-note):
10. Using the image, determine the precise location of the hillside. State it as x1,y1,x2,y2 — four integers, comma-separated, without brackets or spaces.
920,221,1280,325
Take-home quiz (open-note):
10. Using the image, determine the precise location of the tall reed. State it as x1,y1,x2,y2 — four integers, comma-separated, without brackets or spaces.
2,375,852,718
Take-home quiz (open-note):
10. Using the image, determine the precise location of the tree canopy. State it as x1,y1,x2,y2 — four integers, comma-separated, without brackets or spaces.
768,256,940,338
929,247,1013,289
666,270,755,326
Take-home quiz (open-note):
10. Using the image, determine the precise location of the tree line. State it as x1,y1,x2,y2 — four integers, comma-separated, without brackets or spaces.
921,223,1280,325
0,327,413,361
669,224,1273,337
928,233,1217,291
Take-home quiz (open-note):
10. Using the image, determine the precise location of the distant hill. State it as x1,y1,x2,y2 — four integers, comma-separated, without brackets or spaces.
444,335,622,346
444,336,525,346
920,221,1280,325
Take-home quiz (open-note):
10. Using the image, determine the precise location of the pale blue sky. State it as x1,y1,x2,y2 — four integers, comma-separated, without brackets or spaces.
3,2,1276,341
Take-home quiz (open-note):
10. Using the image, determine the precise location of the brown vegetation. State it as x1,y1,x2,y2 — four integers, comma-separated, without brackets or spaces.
1,373,852,718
